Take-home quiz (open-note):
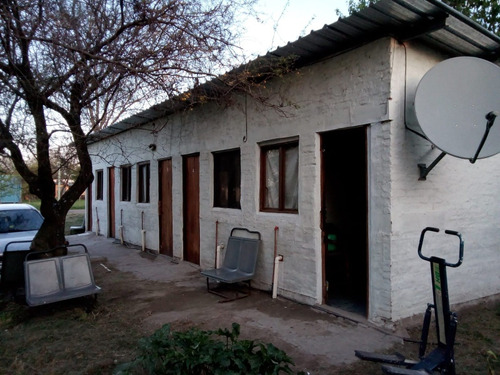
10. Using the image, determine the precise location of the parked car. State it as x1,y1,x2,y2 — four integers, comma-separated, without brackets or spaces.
0,203,44,268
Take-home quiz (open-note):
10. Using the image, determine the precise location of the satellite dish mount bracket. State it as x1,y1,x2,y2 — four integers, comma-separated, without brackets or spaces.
418,151,446,181
418,111,498,180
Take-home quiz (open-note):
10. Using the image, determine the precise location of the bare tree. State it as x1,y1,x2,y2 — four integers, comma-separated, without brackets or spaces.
0,0,262,250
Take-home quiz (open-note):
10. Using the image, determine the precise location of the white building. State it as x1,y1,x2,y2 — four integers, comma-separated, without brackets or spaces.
87,0,500,324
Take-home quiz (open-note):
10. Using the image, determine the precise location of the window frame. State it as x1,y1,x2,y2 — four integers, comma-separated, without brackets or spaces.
260,140,299,214
96,170,104,200
121,165,132,202
213,148,241,209
137,162,150,203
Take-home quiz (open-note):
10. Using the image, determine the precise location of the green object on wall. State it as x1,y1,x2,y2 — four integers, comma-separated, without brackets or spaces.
327,233,337,252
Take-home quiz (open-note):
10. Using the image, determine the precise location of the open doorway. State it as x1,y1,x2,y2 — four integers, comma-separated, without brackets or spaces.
321,126,368,316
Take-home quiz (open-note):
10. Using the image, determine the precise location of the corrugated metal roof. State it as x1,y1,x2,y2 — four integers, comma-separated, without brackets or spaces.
90,0,500,142
270,0,500,65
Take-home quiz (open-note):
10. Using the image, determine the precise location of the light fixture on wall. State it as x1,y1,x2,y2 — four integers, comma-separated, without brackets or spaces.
148,143,156,151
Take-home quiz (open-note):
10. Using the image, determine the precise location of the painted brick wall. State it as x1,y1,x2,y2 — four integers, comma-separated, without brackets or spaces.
388,41,500,320
88,37,500,323
89,38,394,320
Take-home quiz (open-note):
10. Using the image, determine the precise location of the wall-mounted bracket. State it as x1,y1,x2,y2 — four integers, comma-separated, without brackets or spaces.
418,151,446,181
416,111,498,180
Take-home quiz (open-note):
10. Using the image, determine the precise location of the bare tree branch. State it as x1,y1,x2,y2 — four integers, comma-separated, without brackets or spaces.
0,0,262,250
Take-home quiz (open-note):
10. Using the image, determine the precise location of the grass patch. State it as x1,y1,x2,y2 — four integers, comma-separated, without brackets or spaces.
70,199,86,210
0,264,143,375
1,263,498,374
338,300,500,375
23,199,85,210
23,200,40,210
21,200,85,234
65,210,85,234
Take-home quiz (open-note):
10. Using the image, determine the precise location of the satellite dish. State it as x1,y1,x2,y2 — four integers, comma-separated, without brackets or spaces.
414,57,500,160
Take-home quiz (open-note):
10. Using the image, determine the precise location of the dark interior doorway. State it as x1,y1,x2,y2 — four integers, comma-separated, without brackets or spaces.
321,126,368,316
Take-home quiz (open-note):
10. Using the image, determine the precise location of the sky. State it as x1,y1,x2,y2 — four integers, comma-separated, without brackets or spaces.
240,0,349,58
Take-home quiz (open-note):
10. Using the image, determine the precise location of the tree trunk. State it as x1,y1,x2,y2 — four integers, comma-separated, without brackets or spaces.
31,205,68,256
29,164,93,253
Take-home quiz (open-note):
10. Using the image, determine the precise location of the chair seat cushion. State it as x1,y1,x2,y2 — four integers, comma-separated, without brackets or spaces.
201,268,253,283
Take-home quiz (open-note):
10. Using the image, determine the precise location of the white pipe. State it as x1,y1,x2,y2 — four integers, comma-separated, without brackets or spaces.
95,208,100,236
141,211,145,251
141,229,146,251
216,245,221,269
272,255,283,299
216,243,225,268
119,225,124,245
120,209,124,244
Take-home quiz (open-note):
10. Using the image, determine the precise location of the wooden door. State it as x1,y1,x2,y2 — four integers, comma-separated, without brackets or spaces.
108,167,115,238
183,154,200,264
159,159,173,257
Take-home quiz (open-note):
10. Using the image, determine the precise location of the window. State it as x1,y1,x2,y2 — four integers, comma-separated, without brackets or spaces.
121,165,132,201
138,162,150,203
260,141,299,213
96,170,103,200
213,149,241,209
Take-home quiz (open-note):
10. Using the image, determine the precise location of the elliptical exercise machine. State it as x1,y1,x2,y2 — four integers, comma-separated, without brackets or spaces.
356,227,464,374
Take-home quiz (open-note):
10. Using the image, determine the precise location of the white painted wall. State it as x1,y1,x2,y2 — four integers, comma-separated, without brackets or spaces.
88,37,500,323
388,41,500,320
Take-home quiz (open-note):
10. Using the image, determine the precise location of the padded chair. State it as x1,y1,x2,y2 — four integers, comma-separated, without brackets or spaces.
24,243,101,306
201,227,261,302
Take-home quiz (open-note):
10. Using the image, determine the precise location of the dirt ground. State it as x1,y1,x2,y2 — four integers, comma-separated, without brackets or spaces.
0,233,499,374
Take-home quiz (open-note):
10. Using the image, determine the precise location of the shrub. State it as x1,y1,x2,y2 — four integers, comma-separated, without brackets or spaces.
114,322,305,375
488,350,499,375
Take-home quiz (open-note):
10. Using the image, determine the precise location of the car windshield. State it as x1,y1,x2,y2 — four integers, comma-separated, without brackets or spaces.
0,209,44,233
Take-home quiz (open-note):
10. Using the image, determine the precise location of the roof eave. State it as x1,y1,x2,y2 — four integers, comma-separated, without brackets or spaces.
89,0,500,144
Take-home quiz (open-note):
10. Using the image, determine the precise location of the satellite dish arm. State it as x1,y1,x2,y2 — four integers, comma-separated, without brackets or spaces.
470,111,498,164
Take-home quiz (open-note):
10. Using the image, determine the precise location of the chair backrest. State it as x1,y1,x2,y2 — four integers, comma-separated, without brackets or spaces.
25,252,100,306
222,237,241,271
219,228,261,277
61,254,94,289
221,235,260,275
237,238,260,275
25,258,62,297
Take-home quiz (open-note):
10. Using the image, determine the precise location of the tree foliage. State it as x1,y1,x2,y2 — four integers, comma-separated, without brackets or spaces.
0,0,259,250
340,0,499,36
445,0,499,35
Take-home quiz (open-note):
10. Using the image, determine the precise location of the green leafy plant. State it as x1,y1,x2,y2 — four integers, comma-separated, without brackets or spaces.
114,322,305,375
487,350,499,375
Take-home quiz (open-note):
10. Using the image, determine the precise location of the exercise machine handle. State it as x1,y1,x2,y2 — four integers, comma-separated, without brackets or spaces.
418,227,464,267
444,230,464,268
